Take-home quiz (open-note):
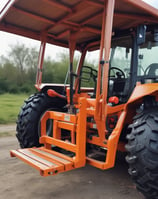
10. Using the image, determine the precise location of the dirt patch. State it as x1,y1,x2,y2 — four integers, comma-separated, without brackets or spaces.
0,124,16,137
0,135,145,199
0,124,16,133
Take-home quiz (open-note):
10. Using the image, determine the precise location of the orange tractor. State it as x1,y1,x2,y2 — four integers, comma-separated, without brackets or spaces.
1,0,158,198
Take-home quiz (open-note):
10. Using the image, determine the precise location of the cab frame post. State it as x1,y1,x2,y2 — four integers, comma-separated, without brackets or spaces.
69,32,77,113
36,34,46,89
95,0,115,141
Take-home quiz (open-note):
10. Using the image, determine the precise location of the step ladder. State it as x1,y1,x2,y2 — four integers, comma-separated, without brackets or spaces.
10,98,87,176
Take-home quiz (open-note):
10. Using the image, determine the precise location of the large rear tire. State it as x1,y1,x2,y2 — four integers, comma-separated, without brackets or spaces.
126,107,158,199
16,92,67,148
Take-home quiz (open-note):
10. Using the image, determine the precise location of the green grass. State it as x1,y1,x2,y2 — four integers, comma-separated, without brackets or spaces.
0,93,29,124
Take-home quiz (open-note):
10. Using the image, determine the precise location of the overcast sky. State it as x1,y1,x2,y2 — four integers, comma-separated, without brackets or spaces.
0,0,158,59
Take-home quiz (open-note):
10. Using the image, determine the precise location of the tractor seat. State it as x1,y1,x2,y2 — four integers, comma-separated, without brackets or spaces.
109,77,130,104
141,63,158,83
113,78,126,94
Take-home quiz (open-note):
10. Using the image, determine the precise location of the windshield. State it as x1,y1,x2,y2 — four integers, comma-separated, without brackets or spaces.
110,47,132,78
138,32,158,79
108,45,132,103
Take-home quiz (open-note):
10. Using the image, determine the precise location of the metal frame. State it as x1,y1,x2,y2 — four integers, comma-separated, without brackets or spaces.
1,0,158,49
0,0,18,22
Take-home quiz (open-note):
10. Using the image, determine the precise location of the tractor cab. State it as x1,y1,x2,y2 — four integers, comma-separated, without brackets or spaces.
1,0,158,198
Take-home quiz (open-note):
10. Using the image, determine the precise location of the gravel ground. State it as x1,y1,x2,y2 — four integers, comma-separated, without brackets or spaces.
0,130,145,199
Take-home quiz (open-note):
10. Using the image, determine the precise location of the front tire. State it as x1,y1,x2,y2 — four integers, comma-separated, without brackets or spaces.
126,107,158,199
16,92,66,148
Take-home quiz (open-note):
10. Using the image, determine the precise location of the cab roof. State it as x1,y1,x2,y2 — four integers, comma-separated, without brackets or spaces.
0,0,158,50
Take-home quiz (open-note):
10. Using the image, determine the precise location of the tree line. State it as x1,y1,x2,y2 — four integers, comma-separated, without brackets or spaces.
0,43,80,94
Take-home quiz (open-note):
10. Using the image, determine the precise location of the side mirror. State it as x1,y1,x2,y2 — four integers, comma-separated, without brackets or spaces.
126,48,129,59
137,25,146,45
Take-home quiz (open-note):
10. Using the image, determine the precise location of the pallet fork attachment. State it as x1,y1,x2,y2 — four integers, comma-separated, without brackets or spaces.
10,96,127,175
10,98,87,176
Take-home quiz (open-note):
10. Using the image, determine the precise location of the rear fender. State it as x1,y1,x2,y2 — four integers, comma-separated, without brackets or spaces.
127,83,158,108
35,83,68,95
114,83,158,147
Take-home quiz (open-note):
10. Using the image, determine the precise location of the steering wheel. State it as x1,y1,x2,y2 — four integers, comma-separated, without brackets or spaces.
109,67,125,79
144,63,158,76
